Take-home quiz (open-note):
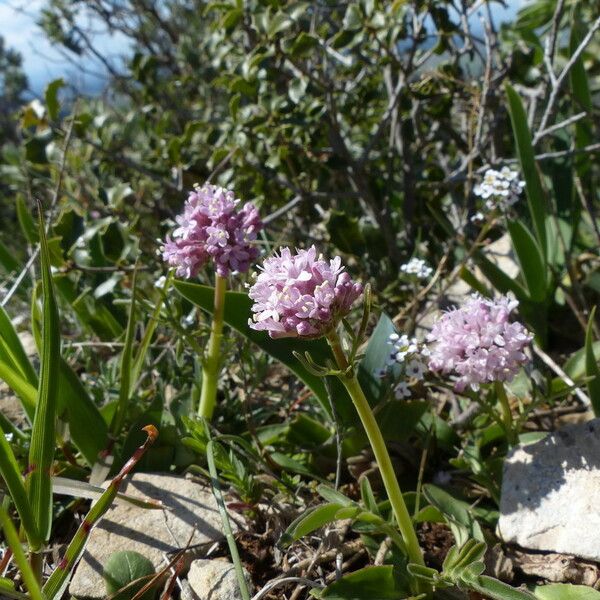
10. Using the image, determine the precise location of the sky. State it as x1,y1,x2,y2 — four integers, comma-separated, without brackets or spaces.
0,0,528,98
0,0,130,97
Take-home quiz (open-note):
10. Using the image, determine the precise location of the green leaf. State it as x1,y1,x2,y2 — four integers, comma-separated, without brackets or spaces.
317,566,408,599
26,205,61,544
585,307,600,416
534,584,600,600
59,360,108,466
0,305,38,385
0,427,40,547
30,287,108,466
507,220,547,302
0,238,20,273
45,78,65,121
343,4,363,30
463,574,536,600
563,341,600,381
290,32,318,56
111,268,138,438
103,550,156,600
173,282,355,423
0,506,44,600
0,361,37,420
357,313,394,405
505,83,548,259
570,8,593,180
423,485,483,546
280,503,346,547
472,250,528,302
16,197,39,245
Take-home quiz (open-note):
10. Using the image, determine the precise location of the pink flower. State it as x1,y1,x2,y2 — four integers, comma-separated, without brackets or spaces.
162,184,262,278
248,246,363,339
427,295,532,391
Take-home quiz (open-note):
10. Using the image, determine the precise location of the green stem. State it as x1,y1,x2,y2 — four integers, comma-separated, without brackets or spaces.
495,382,518,446
326,330,429,597
198,274,227,420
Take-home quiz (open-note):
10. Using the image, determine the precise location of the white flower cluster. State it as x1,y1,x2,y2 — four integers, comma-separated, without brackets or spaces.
474,167,525,212
400,258,433,280
375,332,429,400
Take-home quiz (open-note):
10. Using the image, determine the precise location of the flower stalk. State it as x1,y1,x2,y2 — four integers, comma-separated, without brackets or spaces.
495,381,518,446
325,329,429,596
198,274,227,420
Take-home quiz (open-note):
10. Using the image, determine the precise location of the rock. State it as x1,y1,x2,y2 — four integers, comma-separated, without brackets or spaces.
187,559,253,600
498,419,600,561
70,473,232,599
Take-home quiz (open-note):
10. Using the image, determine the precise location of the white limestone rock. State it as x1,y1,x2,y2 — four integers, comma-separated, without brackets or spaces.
69,473,230,599
187,559,253,600
498,419,600,561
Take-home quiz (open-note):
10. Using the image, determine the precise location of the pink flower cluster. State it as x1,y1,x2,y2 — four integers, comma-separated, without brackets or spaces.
427,295,532,392
162,184,262,278
248,246,363,339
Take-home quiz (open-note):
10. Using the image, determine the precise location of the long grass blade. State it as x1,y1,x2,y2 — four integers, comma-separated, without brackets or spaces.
206,436,251,600
0,506,44,600
42,425,158,600
26,203,61,544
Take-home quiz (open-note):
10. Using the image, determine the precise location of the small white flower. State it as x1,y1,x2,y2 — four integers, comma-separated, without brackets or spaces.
155,275,167,289
406,359,426,380
400,257,433,280
474,167,524,213
394,381,411,399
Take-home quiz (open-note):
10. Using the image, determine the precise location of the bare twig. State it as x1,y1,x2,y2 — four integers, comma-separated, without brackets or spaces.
533,15,600,145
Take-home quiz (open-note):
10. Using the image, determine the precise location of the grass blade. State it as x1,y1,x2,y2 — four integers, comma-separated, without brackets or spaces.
26,203,61,544
42,425,158,600
206,436,251,600
505,83,548,260
0,506,44,600
585,307,600,416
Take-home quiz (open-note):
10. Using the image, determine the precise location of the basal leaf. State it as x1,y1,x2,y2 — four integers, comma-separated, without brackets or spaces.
26,206,60,544
505,83,548,259
173,281,355,423
507,220,547,302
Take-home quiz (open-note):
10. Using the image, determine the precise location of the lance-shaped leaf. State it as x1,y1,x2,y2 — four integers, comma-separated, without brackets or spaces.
0,505,44,600
26,204,61,544
507,220,547,302
174,281,356,424
0,305,38,385
43,425,158,600
31,284,108,466
110,268,138,438
0,427,40,547
505,83,548,260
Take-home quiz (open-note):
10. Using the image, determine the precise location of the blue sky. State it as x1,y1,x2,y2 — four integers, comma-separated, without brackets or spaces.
0,0,129,96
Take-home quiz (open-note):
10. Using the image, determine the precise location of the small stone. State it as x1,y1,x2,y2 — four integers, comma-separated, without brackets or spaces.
498,419,600,561
69,473,232,599
187,559,253,600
